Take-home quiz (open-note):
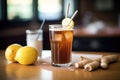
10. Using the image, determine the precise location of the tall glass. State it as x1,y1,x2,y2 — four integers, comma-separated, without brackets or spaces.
26,29,43,58
49,24,73,67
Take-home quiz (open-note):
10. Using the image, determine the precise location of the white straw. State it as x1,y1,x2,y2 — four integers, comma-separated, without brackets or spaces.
40,18,45,30
67,10,78,26
36,19,45,40
66,2,70,18
71,10,78,20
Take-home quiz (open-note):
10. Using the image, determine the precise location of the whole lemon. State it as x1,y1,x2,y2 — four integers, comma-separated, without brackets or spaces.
5,44,22,62
15,46,38,65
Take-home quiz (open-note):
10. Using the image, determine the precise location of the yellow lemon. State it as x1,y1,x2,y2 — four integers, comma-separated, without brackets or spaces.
5,44,22,62
62,18,74,29
15,46,38,65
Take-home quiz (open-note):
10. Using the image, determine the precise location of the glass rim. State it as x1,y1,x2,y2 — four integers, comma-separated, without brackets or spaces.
26,29,43,34
49,24,62,28
49,24,74,30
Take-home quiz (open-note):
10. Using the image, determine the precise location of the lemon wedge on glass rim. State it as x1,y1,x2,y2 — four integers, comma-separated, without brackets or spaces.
62,18,74,29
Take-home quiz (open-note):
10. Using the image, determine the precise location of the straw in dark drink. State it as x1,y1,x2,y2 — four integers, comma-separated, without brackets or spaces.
66,2,70,18
67,10,78,26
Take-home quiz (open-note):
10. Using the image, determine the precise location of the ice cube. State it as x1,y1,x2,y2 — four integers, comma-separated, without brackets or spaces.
64,31,73,41
54,34,63,42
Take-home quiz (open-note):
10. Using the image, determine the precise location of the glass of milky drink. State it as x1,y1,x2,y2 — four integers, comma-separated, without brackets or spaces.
26,29,43,59
49,24,73,67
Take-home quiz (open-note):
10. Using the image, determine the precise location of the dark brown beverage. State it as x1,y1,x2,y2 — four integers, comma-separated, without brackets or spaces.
49,26,73,67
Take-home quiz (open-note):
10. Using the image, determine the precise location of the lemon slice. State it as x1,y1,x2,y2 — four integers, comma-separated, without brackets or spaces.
62,18,74,29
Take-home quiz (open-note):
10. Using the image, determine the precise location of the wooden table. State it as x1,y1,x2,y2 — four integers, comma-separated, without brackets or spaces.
0,50,120,80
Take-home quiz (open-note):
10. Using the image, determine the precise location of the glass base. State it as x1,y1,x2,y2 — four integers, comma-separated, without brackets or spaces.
52,62,72,67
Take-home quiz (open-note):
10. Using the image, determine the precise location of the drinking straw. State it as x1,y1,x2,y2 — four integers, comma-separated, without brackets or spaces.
39,18,46,30
71,10,78,20
66,2,70,18
36,19,45,40
67,10,78,26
